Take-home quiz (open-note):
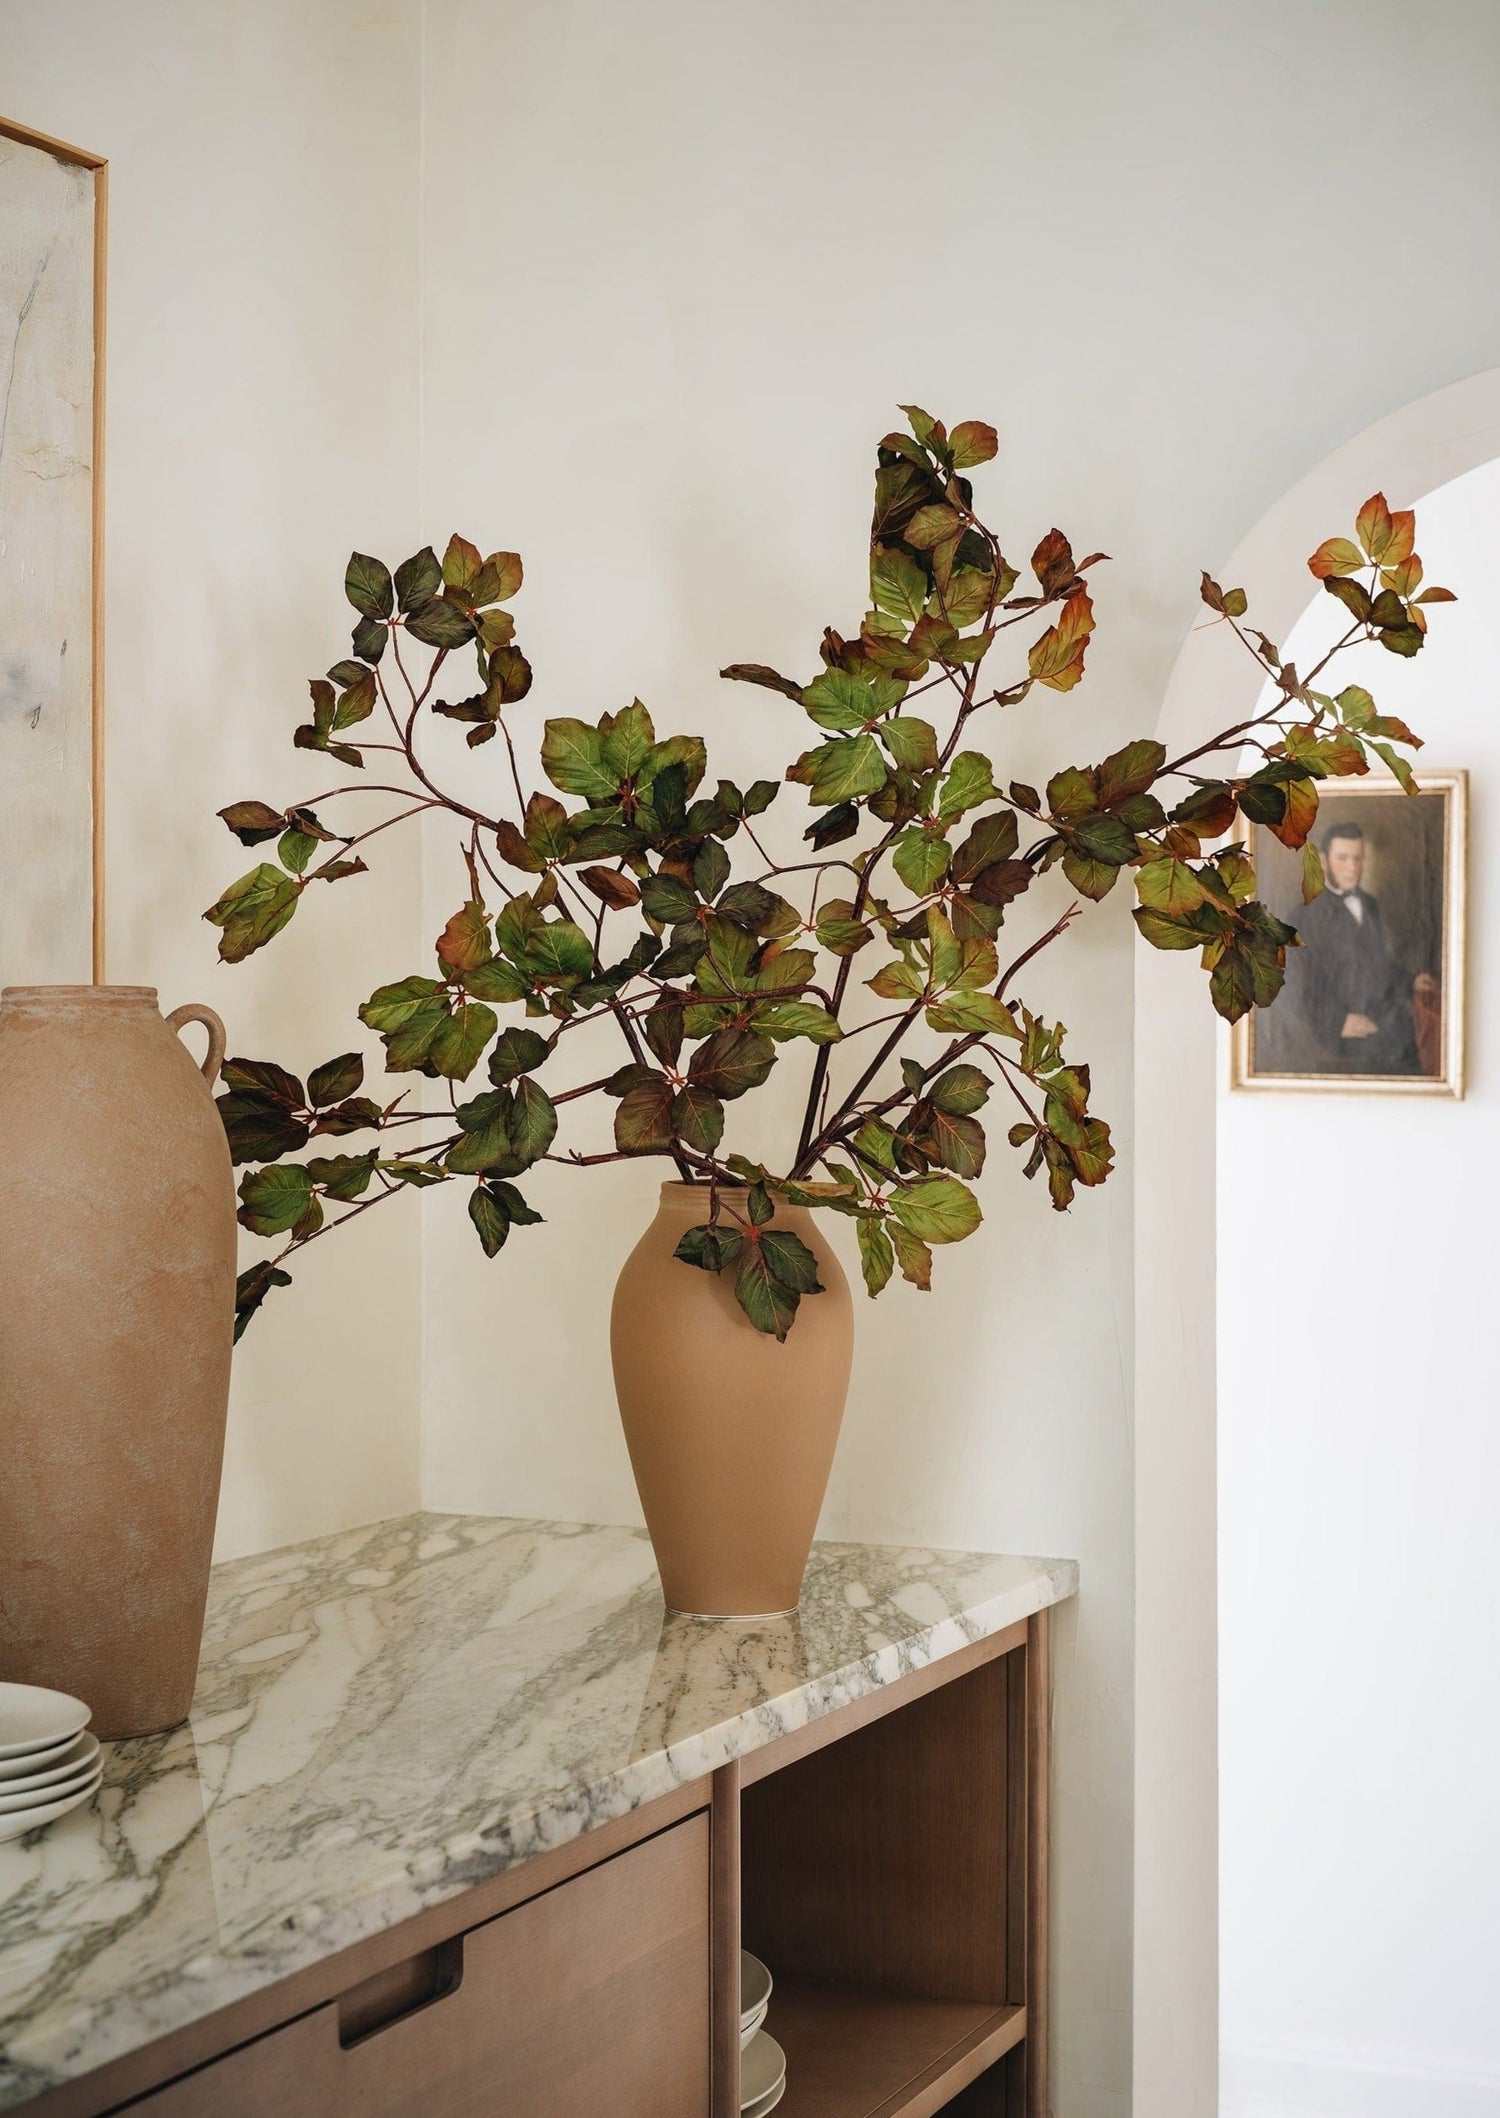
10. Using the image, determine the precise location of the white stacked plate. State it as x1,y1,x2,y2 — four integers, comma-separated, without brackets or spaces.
740,1951,784,2114
0,1685,100,1842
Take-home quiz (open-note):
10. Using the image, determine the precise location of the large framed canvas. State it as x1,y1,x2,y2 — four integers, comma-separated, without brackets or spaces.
1231,769,1467,1097
0,116,106,984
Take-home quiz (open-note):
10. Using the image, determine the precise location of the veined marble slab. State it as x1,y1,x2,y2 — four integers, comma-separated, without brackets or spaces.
0,1512,1077,2107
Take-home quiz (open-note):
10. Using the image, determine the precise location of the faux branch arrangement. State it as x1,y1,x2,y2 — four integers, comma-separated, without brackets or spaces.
209,407,1447,1340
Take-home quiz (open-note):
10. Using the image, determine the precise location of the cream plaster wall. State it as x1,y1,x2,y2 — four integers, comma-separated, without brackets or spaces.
2,0,427,1558
413,7,1500,2114
1218,457,1500,2116
8,4,1500,2110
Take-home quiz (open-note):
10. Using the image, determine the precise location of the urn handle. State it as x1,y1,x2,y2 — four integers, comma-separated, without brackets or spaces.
166,1003,228,1086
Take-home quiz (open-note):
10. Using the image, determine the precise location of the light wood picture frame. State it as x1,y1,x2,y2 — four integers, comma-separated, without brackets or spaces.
1230,767,1467,1097
0,114,107,983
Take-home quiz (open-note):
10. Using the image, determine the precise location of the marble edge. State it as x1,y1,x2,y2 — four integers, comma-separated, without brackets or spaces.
0,1548,1077,2102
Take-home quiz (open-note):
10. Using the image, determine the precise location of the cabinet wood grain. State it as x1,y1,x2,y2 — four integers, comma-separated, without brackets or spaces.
122,1816,709,2117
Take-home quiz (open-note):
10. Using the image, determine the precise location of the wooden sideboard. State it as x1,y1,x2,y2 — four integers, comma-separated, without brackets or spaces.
28,1610,1051,2118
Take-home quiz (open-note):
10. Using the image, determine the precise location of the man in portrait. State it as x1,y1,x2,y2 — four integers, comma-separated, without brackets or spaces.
1294,819,1430,1074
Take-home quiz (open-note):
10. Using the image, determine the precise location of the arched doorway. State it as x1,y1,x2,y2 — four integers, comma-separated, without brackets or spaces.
1134,369,1500,2118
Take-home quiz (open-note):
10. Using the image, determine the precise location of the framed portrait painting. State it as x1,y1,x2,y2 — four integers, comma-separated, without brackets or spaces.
1231,769,1467,1096
0,115,107,984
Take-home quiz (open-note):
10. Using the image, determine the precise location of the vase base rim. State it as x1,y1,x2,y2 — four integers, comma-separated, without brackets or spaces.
665,1604,799,1622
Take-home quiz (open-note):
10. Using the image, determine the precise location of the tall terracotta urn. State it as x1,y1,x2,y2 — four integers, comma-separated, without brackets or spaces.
0,987,236,1738
611,1182,854,1617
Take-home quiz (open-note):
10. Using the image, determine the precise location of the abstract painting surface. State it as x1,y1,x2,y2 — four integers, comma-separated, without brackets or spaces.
0,130,96,984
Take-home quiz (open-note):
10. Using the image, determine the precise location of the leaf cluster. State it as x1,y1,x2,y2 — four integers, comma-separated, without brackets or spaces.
206,417,1442,1338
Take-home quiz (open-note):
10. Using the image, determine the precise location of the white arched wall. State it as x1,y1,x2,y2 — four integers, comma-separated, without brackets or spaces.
1135,368,1500,2118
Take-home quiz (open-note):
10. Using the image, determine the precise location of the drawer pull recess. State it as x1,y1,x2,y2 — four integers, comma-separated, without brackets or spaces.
338,1935,465,2047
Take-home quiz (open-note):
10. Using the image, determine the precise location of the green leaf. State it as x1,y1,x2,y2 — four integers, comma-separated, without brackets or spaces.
641,872,700,925
204,865,301,963
1097,739,1166,806
689,1027,776,1100
870,545,929,623
463,958,531,1003
915,1107,986,1178
948,419,998,469
350,615,387,665
924,990,1015,1035
802,669,878,732
893,829,951,895
752,1001,842,1044
526,918,594,985
815,901,873,956
856,1215,894,1298
237,1163,315,1237
879,717,939,773
394,546,443,611
216,1093,310,1165
934,568,997,629
938,751,998,819
306,1151,377,1201
759,1228,822,1294
1070,813,1138,863
429,1000,498,1080
233,1261,292,1342
889,1221,933,1289
1135,857,1209,916
446,1089,520,1175
405,595,476,649
379,1159,449,1187
904,502,964,550
951,810,1019,883
1132,907,1210,951
797,734,888,806
732,1240,799,1338
671,1083,724,1153
694,837,731,902
510,1077,558,1164
614,1074,676,1153
889,1175,981,1244
601,700,656,780
436,901,494,974
929,1064,990,1115
1301,841,1325,903
541,718,619,801
489,1026,551,1084
805,802,861,849
307,1053,364,1108
468,1185,512,1257
345,552,394,620
222,1055,304,1106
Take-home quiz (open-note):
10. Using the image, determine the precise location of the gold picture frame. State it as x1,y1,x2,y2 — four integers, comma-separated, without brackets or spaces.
1230,767,1467,1096
0,114,108,981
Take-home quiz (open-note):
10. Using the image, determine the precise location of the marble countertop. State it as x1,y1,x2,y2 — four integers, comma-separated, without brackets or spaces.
0,1512,1077,2108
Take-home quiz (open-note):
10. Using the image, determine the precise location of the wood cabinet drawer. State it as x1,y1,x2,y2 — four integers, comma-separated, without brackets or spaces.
126,1815,710,2117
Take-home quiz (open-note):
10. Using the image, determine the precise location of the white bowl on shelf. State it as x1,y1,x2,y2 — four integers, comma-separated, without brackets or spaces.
741,1994,769,2048
0,1766,102,1843
0,1732,100,1799
0,1683,90,1761
743,2083,784,2118
741,1950,772,2026
741,2027,786,2111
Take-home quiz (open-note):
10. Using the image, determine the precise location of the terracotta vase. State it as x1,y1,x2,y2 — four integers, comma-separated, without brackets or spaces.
0,987,236,1738
611,1181,854,1617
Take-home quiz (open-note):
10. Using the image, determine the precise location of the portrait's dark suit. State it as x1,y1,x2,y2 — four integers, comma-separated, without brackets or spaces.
1297,884,1419,1073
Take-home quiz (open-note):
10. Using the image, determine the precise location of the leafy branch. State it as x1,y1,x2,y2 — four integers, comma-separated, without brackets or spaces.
207,415,1447,1341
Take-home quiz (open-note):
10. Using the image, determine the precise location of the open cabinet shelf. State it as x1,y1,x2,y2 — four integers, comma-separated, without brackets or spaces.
724,1617,1049,2118
770,1980,1025,2118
